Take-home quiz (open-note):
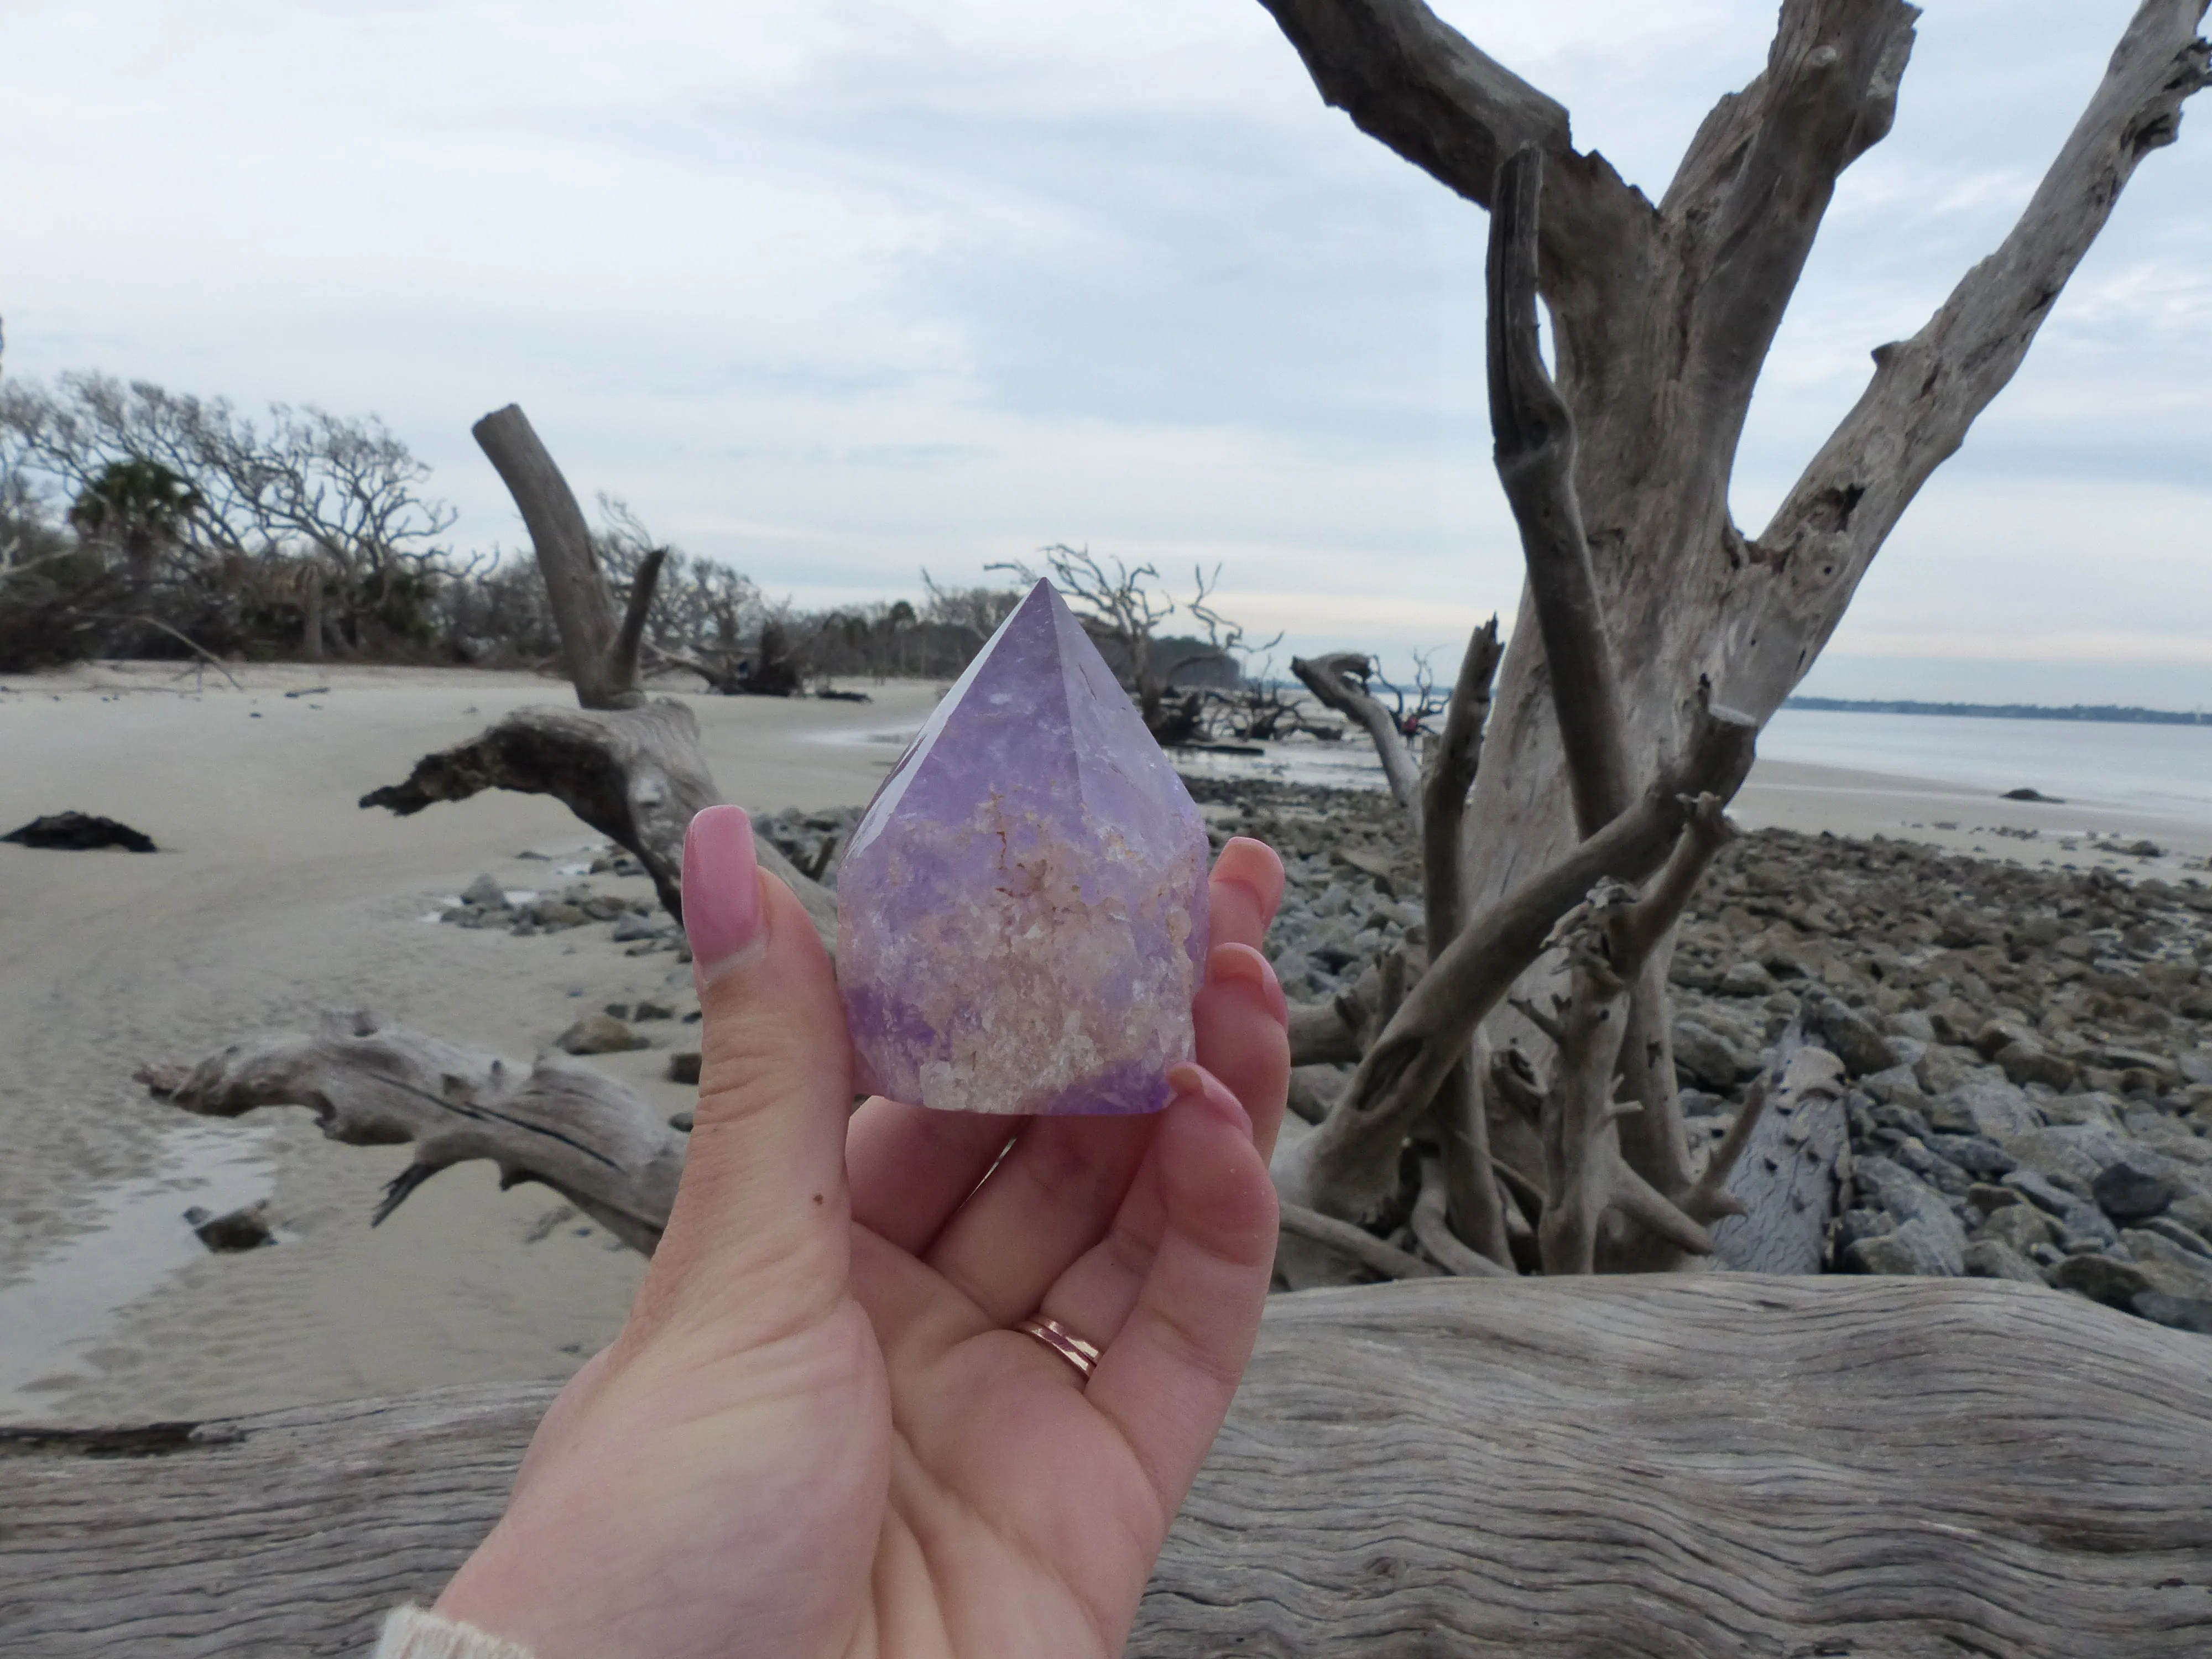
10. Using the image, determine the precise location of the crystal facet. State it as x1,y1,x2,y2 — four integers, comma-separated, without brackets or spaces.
836,580,1211,1115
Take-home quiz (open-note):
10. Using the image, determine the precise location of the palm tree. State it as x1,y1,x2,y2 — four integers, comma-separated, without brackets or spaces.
67,457,201,603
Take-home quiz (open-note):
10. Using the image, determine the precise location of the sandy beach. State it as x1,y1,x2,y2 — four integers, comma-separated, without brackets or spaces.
0,662,942,1425
3,662,2209,1427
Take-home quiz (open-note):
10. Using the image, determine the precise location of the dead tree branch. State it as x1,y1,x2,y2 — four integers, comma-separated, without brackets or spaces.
1278,1202,1442,1281
1705,1044,1851,1269
1487,147,1631,840
1410,1154,1510,1279
1417,617,1507,1266
1729,0,2212,718
473,405,652,712
1290,651,1423,827
1251,0,1652,335
358,700,834,947
138,1010,684,1254
1276,703,1756,1227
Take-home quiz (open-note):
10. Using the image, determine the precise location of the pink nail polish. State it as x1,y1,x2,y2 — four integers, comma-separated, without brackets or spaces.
1168,1062,1253,1138
683,806,762,977
1208,943,1289,1027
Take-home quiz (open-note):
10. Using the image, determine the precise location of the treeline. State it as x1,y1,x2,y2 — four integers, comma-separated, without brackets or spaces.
1786,696,2211,728
0,372,1025,685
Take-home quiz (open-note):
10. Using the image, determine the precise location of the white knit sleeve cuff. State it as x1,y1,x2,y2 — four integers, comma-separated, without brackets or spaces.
373,1604,538,1659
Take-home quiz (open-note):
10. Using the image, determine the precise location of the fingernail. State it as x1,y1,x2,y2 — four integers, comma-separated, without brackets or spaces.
1208,942,1288,1027
1220,836,1286,917
683,806,762,978
1169,1062,1252,1139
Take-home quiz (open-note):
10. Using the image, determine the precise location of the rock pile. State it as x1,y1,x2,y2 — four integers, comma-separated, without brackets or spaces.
1185,774,2212,1333
440,853,679,952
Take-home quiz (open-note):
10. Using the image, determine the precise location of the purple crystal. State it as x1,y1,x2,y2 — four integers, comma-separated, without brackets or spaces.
836,580,1211,1115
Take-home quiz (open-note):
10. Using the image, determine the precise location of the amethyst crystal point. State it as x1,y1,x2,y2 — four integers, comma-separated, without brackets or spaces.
836,580,1210,1115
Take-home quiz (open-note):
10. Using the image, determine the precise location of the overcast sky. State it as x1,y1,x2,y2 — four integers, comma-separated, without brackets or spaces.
3,1,2207,705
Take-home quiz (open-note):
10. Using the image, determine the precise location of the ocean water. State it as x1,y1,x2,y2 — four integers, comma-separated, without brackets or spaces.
1758,708,2212,832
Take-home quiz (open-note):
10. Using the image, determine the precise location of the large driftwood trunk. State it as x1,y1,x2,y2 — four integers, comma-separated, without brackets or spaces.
6,1278,2209,1658
1256,0,2210,1258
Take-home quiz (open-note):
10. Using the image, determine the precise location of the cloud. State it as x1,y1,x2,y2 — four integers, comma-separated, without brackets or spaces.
0,0,2204,698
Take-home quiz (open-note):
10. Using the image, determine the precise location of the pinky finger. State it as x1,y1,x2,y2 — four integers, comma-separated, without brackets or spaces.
1082,1065,1278,1520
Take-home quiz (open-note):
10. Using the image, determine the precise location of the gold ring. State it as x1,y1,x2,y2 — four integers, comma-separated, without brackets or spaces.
1014,1315,1102,1384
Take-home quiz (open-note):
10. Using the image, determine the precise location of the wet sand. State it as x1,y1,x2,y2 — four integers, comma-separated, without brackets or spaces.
2,664,2206,1426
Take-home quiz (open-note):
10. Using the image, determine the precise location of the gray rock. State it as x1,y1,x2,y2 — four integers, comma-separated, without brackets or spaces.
2001,1168,2080,1216
1995,1040,2078,1092
2047,1251,2153,1310
1885,1035,1930,1073
1833,1208,1892,1254
1845,1218,1961,1277
2037,1092,2124,1131
1871,1100,1934,1141
2004,1126,2111,1192
2173,1192,2212,1239
1671,1018,1751,1092
2138,1215,2212,1260
2134,1291,2212,1335
1851,1156,1966,1271
611,913,669,942
2180,1049,2212,1087
1926,1133,2015,1181
461,873,508,909
632,999,677,1022
1858,1064,1924,1106
1931,1077,2041,1143
668,1110,695,1133
2093,1161,2178,1224
2058,1204,2122,1252
1891,1138,1973,1198
536,902,590,930
1978,1203,2056,1255
1804,996,1897,1077
185,1202,274,1253
2120,1230,2212,1301
1886,1009,1937,1044
1913,1045,1979,1097
1963,1239,2046,1284
666,1051,702,1086
1718,961,1776,998
557,1014,646,1056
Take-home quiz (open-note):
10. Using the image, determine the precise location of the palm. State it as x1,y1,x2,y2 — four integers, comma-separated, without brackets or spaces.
439,839,1289,1659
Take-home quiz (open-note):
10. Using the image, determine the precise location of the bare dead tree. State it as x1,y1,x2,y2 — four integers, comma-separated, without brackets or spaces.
1261,0,2209,1280
990,545,1257,742
362,405,834,943
1290,652,1426,826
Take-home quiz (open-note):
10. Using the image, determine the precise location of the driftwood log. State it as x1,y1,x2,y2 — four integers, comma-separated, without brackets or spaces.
362,404,835,947
137,1009,685,1252
1710,1043,1851,1276
7,1276,2211,1658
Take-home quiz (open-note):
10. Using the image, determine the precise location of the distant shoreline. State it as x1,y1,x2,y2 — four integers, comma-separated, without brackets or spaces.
1785,697,2211,728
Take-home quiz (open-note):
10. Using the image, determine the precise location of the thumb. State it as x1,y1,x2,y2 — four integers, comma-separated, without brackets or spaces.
642,805,854,1330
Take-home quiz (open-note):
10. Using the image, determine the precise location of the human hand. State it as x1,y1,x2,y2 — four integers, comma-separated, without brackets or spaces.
434,805,1291,1658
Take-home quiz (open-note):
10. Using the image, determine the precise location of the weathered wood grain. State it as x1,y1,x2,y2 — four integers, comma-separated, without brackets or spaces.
7,1277,2209,1658
139,1008,684,1254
